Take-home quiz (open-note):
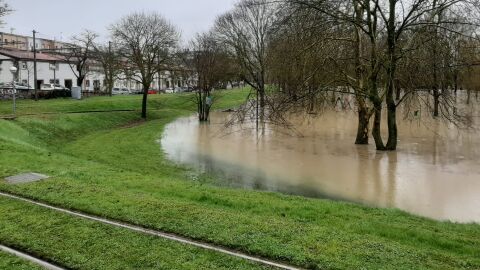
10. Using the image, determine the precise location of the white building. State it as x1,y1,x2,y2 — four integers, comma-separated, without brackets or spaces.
113,69,194,91
0,48,197,94
0,48,104,91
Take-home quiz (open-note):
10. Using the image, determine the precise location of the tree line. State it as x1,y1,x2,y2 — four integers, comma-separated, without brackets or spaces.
207,0,480,151
6,0,478,151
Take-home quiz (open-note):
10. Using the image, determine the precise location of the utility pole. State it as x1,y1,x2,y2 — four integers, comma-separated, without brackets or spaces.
157,53,161,92
53,62,56,85
109,41,112,96
33,30,38,101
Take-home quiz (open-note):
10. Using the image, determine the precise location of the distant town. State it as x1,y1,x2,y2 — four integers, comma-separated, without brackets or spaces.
0,31,195,96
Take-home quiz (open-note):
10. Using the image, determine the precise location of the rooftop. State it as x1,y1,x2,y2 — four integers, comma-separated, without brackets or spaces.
0,48,66,62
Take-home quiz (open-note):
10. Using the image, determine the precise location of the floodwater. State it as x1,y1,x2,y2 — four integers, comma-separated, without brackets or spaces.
161,101,480,223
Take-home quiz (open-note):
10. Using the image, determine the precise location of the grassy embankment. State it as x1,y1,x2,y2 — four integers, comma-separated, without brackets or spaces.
0,251,43,270
0,90,479,269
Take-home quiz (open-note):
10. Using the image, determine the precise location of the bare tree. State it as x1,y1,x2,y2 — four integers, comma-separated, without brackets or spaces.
111,12,179,119
286,0,387,148
63,30,98,87
185,32,234,121
215,0,277,115
288,0,479,150
268,3,338,115
377,0,479,150
0,1,11,24
93,41,121,96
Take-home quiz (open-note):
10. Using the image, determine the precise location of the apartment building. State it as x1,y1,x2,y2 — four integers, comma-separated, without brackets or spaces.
0,32,67,52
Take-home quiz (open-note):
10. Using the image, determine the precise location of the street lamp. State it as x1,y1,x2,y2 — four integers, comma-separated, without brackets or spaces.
9,66,18,117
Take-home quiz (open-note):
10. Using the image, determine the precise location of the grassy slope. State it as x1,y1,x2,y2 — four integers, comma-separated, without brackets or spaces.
0,91,479,269
0,197,266,270
0,251,43,270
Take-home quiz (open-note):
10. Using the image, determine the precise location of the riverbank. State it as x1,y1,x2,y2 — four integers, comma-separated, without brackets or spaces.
0,91,479,269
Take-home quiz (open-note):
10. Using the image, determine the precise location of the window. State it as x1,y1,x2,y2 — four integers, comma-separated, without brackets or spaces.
64,79,72,90
93,80,100,91
85,80,90,87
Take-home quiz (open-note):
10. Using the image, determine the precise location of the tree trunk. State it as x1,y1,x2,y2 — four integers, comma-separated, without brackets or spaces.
385,0,398,151
106,74,114,97
198,89,212,122
259,88,266,108
372,103,385,150
385,102,397,150
395,80,401,101
198,91,204,121
433,87,440,117
385,66,398,151
355,107,370,145
141,87,148,119
77,75,85,87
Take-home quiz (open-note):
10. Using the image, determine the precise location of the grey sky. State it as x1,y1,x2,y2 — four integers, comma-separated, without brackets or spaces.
3,0,237,44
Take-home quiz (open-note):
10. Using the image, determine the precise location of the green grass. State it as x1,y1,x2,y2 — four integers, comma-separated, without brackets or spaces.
0,90,479,269
0,251,43,270
0,197,267,270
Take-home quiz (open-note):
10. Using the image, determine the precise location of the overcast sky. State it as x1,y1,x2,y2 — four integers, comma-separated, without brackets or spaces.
3,0,237,44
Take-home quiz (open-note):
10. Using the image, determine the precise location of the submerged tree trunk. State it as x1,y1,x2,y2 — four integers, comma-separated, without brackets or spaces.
198,91,204,121
353,1,370,146
395,80,401,101
372,103,385,150
386,101,397,150
198,89,211,122
385,0,398,151
433,88,440,116
355,107,370,145
432,41,440,117
259,86,266,109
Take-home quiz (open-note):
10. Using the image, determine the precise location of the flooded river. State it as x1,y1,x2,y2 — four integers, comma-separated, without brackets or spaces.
161,106,480,223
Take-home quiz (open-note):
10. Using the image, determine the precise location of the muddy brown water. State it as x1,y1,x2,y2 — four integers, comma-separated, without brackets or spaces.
161,104,480,223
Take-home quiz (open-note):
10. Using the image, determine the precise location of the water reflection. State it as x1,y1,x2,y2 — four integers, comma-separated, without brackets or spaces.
161,107,480,223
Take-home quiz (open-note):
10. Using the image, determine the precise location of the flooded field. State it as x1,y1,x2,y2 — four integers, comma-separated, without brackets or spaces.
161,103,480,223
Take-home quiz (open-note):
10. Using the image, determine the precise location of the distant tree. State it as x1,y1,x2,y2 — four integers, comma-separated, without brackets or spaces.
0,1,11,24
93,41,121,96
215,0,277,114
187,32,233,121
63,30,98,87
111,12,179,119
267,3,341,130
